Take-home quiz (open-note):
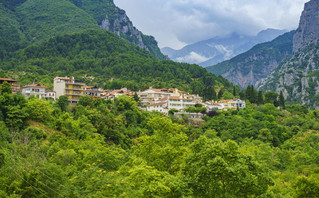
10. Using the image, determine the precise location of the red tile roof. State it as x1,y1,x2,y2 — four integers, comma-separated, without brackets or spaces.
148,102,167,106
0,78,17,82
22,84,49,89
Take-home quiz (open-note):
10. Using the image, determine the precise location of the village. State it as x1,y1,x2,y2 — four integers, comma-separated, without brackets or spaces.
0,76,246,118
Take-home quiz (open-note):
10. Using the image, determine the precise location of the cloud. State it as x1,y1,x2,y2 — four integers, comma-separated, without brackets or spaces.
113,0,308,49
176,51,210,64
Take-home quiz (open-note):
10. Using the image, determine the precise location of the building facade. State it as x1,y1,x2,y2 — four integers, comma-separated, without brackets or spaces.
21,84,48,99
53,76,86,104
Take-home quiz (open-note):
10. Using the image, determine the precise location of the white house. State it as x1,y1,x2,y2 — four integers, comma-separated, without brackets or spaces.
22,84,49,99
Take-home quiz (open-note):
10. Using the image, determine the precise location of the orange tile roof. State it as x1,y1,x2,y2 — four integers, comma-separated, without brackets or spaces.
158,97,168,101
218,100,231,103
149,102,167,106
0,78,17,82
23,84,49,89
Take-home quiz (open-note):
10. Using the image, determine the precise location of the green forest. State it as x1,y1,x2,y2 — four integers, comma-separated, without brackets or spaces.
0,83,319,197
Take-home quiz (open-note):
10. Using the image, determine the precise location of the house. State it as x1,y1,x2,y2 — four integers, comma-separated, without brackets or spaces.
101,88,133,100
21,84,49,99
45,90,56,100
85,86,103,97
217,99,246,110
202,101,224,111
0,78,20,93
167,96,197,110
53,76,86,105
137,87,171,106
147,96,197,113
146,101,169,114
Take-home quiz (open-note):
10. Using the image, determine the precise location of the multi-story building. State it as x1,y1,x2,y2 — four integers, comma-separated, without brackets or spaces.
137,87,171,106
167,96,197,110
147,96,197,113
53,76,86,104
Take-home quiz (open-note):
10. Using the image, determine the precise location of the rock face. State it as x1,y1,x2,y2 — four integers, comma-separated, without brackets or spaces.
206,31,294,88
258,45,319,108
293,0,319,53
258,0,319,108
100,9,147,50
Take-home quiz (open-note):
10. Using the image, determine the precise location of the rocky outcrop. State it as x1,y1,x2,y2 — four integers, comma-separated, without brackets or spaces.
258,45,319,108
293,0,319,53
100,9,147,50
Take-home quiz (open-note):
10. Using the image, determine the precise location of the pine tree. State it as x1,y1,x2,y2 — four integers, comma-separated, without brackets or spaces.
217,89,223,99
257,91,264,105
233,87,236,97
279,91,285,109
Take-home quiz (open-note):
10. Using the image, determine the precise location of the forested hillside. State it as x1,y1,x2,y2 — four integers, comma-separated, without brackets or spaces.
0,84,318,197
0,0,166,60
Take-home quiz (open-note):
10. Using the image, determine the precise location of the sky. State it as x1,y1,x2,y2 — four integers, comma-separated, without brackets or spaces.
113,0,309,49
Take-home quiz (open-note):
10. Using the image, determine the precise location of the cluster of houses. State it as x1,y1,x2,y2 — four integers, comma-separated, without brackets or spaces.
0,76,246,115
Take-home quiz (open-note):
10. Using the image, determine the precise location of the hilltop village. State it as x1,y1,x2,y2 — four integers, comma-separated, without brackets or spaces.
0,76,245,117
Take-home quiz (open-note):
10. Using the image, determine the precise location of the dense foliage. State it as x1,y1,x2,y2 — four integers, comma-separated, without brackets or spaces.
0,91,318,197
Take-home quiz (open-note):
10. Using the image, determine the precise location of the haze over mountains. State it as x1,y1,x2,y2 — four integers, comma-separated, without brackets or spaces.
161,29,287,67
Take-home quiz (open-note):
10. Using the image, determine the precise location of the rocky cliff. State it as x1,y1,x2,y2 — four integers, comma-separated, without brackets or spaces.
293,0,319,53
258,0,319,108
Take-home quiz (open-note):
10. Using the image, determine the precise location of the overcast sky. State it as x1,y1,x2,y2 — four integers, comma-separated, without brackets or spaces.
114,0,308,49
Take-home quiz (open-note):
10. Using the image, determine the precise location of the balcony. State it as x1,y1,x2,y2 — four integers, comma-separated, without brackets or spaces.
65,87,84,91
65,92,84,96
65,82,86,86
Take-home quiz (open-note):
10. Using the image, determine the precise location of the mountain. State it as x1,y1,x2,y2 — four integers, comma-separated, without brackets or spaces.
161,29,287,67
0,0,166,60
258,0,319,108
206,31,294,88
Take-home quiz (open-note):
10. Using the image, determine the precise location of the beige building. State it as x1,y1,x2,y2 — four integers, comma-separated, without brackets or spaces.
53,76,86,104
